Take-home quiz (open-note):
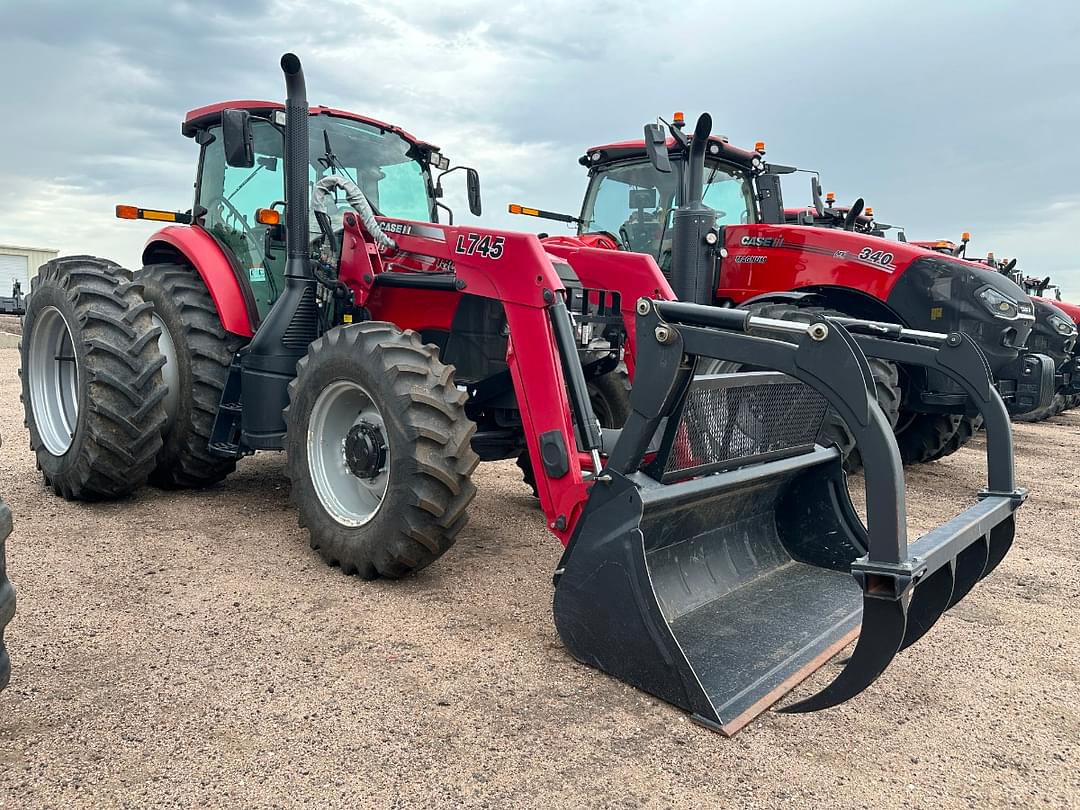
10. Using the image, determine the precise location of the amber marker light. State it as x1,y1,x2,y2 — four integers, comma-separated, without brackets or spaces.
255,208,281,226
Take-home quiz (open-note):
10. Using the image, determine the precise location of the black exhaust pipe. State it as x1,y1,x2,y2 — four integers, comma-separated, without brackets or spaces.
670,114,716,305
280,53,311,277
238,52,320,451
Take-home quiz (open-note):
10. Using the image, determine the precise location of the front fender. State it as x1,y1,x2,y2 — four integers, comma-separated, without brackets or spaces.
738,290,824,309
142,225,257,337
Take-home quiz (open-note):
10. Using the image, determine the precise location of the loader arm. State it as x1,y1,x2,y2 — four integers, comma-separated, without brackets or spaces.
340,213,614,544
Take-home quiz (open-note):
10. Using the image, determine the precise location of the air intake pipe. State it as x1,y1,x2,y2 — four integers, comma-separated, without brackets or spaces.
670,113,717,305
238,52,320,451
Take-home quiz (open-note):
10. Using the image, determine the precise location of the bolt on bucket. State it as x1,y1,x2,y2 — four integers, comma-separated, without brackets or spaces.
553,300,1025,734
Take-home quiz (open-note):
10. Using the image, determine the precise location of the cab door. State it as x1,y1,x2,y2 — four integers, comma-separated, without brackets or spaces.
195,119,286,320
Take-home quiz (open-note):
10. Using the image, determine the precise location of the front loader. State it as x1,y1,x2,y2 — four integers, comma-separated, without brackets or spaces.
19,55,1028,734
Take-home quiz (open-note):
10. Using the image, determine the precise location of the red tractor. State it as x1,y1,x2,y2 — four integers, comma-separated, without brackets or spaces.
785,198,1080,427
910,238,1080,419
18,57,1028,734
514,116,1054,467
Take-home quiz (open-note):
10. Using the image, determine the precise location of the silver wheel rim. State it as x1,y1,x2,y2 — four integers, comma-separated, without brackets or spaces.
28,306,80,456
153,313,181,433
308,380,390,527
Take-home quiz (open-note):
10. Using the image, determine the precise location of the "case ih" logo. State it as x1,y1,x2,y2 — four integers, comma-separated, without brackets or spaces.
740,236,784,248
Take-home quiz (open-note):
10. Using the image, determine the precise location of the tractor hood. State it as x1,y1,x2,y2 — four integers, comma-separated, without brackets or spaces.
719,223,1037,375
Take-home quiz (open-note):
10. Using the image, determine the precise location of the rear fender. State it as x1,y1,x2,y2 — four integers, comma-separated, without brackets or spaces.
142,225,258,337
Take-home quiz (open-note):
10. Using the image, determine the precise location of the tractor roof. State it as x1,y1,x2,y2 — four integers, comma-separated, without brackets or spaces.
182,100,438,150
581,135,759,168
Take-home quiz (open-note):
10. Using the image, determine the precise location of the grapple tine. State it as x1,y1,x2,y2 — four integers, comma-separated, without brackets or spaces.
982,517,1015,579
899,562,955,651
946,536,990,610
778,596,906,713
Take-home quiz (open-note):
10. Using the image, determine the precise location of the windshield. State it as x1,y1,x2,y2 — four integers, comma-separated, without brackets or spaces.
579,157,755,268
309,116,435,225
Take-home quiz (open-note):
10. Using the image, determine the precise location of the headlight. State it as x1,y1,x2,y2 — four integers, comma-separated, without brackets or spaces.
976,286,1023,320
1047,312,1078,337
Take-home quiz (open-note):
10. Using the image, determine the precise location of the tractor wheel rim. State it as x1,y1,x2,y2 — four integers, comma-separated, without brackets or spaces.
308,380,390,527
28,306,80,456
152,314,181,434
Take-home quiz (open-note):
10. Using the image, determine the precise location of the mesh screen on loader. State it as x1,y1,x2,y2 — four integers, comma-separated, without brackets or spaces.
553,300,1025,735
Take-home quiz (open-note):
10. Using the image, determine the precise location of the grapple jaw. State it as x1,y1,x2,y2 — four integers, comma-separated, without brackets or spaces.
553,300,1025,734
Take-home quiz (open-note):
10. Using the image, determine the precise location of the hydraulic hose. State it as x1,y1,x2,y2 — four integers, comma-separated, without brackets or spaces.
311,175,397,251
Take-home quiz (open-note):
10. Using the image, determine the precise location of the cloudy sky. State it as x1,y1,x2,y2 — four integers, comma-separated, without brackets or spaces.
2,1,1079,296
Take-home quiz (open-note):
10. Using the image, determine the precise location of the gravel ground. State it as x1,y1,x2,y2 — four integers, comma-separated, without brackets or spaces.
0,343,1077,809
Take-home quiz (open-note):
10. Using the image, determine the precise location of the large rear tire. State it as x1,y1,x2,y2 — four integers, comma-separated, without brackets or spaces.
20,256,167,500
706,302,902,473
285,323,479,579
137,263,245,488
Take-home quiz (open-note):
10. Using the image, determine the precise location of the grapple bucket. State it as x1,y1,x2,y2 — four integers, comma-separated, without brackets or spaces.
553,300,1025,734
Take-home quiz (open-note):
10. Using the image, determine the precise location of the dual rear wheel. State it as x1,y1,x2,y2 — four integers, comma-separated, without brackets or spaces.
21,258,479,578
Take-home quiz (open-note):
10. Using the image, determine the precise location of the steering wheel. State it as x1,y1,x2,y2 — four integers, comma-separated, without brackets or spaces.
204,195,261,246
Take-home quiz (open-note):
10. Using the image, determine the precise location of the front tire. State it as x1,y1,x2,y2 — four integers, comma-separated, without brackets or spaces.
1012,392,1066,423
136,263,245,488
923,414,982,462
895,412,963,465
20,256,167,499
285,323,479,578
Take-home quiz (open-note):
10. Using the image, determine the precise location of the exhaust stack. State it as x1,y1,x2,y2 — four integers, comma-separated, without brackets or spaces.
280,53,312,276
669,114,716,305
238,52,320,450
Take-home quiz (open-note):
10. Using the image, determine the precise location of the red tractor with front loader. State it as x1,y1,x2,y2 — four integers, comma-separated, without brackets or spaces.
19,55,1029,734
513,117,1054,467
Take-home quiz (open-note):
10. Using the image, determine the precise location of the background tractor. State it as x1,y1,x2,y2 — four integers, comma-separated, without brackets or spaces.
911,238,1080,420
17,56,1027,734
512,117,1054,468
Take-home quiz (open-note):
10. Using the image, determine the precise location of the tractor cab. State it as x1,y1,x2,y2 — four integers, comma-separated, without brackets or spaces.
577,135,758,271
182,102,466,321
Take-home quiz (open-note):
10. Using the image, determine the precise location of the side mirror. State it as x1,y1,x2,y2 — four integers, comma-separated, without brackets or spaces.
811,176,825,216
897,230,907,242
643,123,671,173
222,108,254,168
466,168,482,216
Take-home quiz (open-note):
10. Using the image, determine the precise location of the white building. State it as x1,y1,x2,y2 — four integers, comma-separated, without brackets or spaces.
0,244,59,297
